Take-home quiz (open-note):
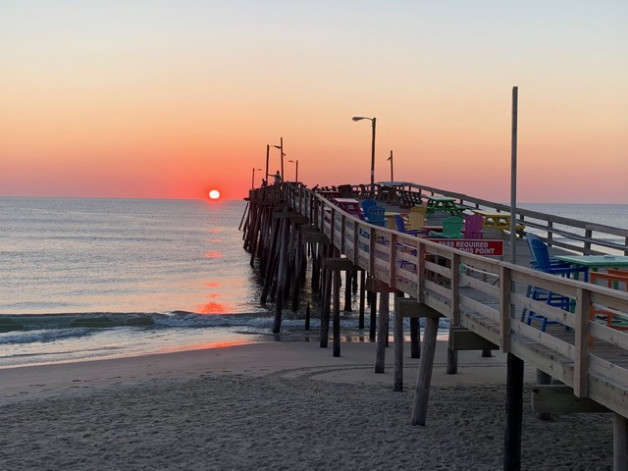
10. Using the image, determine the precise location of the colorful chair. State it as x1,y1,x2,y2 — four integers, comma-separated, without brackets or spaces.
393,214,428,236
522,238,588,330
590,271,628,331
366,205,386,227
407,207,427,232
462,213,484,239
428,216,463,238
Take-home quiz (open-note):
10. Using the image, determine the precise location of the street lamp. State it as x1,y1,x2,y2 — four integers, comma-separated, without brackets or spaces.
272,137,285,180
352,116,376,197
288,159,299,182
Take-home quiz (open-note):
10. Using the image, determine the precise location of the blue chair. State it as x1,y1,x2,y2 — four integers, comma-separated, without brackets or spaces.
523,238,589,330
525,233,570,269
361,199,377,216
366,205,385,227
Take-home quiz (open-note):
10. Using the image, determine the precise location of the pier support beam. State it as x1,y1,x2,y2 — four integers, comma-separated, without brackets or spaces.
410,304,441,425
613,413,628,471
504,353,524,471
323,257,354,357
367,278,394,374
394,297,429,392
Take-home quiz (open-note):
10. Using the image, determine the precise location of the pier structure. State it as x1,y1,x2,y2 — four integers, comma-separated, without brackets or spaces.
242,181,628,470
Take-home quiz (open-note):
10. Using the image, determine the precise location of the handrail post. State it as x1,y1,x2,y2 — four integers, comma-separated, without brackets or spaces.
499,265,512,353
574,287,591,398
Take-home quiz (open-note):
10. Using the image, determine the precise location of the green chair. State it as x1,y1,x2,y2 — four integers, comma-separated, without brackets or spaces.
428,216,463,238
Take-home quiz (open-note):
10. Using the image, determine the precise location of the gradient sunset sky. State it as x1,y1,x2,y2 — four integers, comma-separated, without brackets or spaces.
2,1,626,202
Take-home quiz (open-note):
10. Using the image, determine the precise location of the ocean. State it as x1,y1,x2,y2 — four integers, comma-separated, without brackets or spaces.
1,197,627,369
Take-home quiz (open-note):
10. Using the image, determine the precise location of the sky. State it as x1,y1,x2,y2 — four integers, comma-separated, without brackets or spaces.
1,0,626,202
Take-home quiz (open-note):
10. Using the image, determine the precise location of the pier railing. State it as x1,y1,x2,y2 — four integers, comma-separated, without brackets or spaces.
353,181,628,256
252,183,628,418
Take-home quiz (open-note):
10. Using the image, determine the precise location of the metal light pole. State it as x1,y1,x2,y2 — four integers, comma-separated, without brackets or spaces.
288,159,299,182
265,145,270,184
388,150,393,182
352,116,377,197
510,86,518,263
272,137,285,181
252,167,262,189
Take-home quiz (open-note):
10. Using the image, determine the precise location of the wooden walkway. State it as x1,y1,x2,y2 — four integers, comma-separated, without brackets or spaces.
242,182,628,470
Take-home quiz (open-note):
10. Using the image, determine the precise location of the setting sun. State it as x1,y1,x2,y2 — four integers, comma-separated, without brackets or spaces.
209,189,221,200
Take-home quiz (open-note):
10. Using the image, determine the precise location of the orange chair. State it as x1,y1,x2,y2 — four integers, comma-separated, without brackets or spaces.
589,271,628,331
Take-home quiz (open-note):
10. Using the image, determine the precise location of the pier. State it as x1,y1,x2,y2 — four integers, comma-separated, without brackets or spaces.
241,182,628,470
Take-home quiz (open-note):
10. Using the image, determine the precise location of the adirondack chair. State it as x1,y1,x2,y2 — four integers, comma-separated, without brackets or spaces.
428,216,463,238
393,214,427,236
366,205,386,226
407,211,428,236
522,238,588,330
589,271,628,331
361,199,377,216
462,213,484,239
525,233,570,269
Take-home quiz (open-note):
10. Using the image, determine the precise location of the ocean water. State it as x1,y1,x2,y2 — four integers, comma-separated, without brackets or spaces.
0,197,320,368
1,197,627,369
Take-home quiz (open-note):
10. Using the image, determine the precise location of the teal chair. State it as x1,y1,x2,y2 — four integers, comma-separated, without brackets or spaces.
366,205,386,227
428,216,463,238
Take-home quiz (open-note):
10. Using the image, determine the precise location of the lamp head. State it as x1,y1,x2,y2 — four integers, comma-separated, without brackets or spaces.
352,116,365,121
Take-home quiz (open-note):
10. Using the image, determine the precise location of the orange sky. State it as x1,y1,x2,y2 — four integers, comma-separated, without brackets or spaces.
1,1,627,202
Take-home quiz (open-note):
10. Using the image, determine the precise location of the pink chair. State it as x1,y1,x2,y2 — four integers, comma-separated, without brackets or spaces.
463,213,484,239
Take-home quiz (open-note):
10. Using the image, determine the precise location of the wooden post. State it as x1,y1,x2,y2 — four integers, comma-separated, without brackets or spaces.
410,317,420,358
504,352,524,471
305,301,311,331
393,306,404,391
446,327,458,374
359,270,366,329
333,269,341,357
375,291,389,373
410,314,439,425
536,370,552,421
369,290,377,341
320,264,331,348
344,268,352,312
613,413,628,471
272,217,290,334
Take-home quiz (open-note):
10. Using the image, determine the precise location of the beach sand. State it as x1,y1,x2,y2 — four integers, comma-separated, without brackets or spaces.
0,340,613,470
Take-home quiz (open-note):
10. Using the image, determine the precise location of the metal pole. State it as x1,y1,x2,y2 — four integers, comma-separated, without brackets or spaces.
510,86,518,263
295,160,299,182
265,145,270,183
370,118,376,197
388,150,394,182
251,167,255,189
280,137,284,181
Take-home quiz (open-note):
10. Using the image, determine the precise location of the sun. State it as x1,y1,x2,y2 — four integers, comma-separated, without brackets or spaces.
208,189,221,200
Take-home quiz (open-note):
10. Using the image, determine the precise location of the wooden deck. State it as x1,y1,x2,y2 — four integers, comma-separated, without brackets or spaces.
243,182,628,468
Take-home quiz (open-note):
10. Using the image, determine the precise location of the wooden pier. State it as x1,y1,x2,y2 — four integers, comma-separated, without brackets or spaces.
241,182,628,470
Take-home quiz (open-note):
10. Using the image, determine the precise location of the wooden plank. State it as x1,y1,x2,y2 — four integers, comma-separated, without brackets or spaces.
449,327,499,351
531,385,609,414
365,277,394,293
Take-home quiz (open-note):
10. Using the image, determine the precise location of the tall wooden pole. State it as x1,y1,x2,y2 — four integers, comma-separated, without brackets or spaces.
510,86,518,263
